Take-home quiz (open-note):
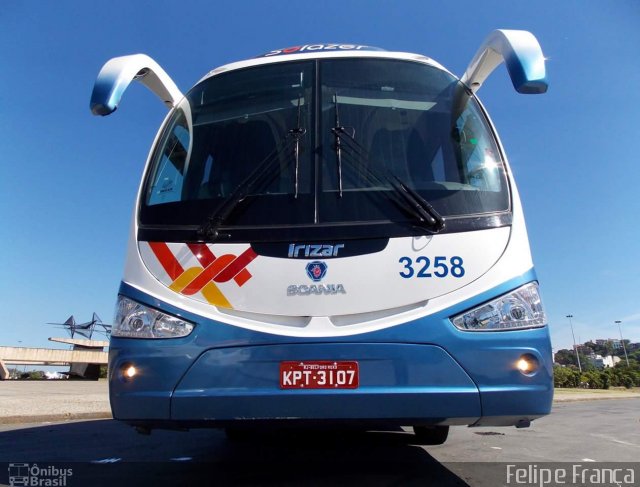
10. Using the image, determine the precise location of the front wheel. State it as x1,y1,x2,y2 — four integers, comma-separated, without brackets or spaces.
412,425,449,445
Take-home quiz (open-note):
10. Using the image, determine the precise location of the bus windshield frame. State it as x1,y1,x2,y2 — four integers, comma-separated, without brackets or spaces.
139,58,511,243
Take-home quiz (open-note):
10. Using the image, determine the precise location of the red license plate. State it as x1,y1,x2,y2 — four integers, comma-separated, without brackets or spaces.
280,361,359,389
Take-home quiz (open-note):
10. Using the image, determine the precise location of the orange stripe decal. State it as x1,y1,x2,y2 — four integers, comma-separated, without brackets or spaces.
233,269,252,287
169,267,203,293
200,282,232,308
149,242,184,280
214,247,258,283
187,243,216,267
181,254,236,296
145,242,258,309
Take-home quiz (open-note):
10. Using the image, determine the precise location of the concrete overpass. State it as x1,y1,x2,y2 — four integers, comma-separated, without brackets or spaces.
0,338,108,380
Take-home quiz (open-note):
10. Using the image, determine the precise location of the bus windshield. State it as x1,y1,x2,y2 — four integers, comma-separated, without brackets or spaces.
140,58,510,241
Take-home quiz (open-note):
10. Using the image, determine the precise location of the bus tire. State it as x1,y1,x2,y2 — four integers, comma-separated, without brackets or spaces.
412,425,449,445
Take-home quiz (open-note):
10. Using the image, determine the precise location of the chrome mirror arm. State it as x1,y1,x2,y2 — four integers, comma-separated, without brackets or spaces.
462,29,548,94
90,54,183,116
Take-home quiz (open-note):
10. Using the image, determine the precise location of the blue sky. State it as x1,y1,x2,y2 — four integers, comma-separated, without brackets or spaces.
1,0,639,358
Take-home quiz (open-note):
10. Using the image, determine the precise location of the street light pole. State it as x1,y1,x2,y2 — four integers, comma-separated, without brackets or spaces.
615,320,630,367
566,314,582,373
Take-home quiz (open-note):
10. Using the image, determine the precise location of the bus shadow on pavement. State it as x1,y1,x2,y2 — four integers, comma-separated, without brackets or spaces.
0,420,470,486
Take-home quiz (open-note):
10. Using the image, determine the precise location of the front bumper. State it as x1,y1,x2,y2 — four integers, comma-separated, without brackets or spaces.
109,277,553,429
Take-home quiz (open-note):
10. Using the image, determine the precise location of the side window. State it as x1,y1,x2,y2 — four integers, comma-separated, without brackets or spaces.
147,111,190,205
430,147,446,182
454,106,502,192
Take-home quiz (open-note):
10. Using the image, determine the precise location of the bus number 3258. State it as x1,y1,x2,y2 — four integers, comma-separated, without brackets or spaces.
399,256,465,279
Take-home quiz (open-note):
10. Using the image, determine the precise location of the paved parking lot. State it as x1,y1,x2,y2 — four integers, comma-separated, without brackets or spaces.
2,380,638,424
0,380,109,423
0,384,638,486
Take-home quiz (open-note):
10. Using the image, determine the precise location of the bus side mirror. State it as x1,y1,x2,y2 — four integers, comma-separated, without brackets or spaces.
462,30,548,94
90,54,183,116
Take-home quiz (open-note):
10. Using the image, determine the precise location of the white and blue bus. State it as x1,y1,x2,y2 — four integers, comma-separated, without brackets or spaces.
91,30,551,444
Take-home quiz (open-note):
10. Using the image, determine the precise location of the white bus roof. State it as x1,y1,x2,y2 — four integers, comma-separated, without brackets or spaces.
197,46,451,85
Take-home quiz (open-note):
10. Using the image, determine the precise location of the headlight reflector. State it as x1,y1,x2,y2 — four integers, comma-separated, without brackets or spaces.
451,282,546,331
113,296,194,338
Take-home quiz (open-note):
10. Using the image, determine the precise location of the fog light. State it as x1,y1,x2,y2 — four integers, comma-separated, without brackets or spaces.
122,364,137,379
516,354,539,375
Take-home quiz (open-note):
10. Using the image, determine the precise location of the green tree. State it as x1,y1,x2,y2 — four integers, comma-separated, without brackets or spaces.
16,370,46,380
553,365,581,388
581,371,603,389
554,349,576,366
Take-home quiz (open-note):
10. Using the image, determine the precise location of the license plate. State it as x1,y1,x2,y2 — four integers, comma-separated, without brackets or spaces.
280,361,359,389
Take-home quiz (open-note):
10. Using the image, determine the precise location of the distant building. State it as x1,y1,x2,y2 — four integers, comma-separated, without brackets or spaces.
589,338,629,351
560,339,638,367
577,345,594,357
586,354,621,369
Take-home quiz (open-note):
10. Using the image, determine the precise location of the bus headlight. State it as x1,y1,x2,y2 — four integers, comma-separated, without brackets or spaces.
113,296,194,338
451,282,546,331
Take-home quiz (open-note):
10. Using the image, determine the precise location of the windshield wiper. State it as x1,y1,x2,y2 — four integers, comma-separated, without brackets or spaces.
198,135,297,240
290,95,306,198
330,120,445,232
388,173,446,231
331,93,345,197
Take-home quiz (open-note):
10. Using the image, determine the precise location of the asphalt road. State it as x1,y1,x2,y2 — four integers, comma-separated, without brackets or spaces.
1,399,638,486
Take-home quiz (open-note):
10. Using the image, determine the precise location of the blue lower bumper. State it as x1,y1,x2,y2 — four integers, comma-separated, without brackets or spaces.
171,343,480,423
109,273,553,428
